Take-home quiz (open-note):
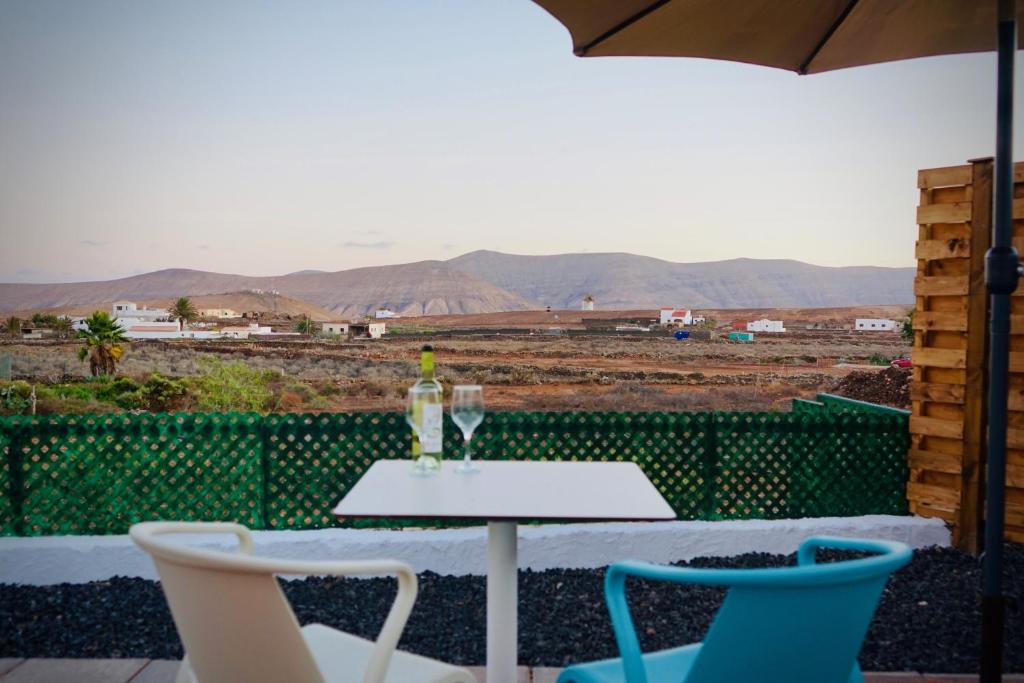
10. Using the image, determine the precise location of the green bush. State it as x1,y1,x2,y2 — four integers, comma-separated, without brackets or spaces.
95,376,140,401
868,353,890,366
191,356,273,412
140,373,189,412
0,381,32,415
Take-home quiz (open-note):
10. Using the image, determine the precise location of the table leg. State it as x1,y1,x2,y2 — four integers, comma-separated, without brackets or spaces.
487,520,518,683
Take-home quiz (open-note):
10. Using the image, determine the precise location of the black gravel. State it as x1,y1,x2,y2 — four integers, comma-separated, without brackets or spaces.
1,544,1021,673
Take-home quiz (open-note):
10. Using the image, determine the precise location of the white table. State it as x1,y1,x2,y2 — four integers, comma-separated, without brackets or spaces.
332,460,675,683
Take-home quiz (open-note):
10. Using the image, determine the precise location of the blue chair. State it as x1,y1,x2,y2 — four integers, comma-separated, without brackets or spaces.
557,536,911,683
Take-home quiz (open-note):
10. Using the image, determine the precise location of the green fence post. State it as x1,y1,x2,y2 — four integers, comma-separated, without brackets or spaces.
703,412,718,520
4,418,25,536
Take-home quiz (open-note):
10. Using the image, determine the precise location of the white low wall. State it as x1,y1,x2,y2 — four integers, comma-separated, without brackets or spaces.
0,515,949,586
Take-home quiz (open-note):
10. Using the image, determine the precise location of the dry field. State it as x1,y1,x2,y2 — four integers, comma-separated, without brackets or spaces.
2,316,909,412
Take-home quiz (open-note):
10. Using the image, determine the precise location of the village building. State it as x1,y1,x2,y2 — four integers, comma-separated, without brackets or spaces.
198,308,238,319
111,301,171,322
350,322,387,339
219,324,274,339
322,322,350,336
855,318,897,331
659,307,693,325
375,308,397,319
581,294,595,311
746,319,786,333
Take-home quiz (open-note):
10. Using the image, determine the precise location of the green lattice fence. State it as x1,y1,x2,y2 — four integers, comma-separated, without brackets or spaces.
0,408,909,536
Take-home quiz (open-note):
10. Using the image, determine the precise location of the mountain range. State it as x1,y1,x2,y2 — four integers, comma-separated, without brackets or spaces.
0,251,914,316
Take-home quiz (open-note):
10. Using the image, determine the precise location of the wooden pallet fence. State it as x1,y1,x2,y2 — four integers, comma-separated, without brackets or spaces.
911,158,1024,549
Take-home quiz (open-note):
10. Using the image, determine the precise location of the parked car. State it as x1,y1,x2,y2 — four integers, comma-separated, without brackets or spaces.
891,357,912,368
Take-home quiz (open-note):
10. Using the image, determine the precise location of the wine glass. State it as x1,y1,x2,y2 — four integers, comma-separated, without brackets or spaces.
406,385,442,476
451,385,485,474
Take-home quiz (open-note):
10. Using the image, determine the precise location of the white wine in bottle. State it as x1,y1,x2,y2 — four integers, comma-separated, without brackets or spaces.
411,344,443,467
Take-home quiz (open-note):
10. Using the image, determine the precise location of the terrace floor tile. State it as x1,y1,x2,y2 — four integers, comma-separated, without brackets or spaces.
0,662,23,677
0,658,147,683
531,667,563,683
128,660,181,683
464,666,530,682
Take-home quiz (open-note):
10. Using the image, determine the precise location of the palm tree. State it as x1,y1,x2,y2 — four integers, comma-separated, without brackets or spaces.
52,316,74,339
76,311,129,377
169,297,198,330
3,316,21,339
294,316,317,337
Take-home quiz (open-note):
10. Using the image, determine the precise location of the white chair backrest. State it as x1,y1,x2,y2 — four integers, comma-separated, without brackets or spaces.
131,522,326,683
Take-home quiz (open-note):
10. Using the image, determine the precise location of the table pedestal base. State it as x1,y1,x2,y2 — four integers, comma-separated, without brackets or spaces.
486,520,518,683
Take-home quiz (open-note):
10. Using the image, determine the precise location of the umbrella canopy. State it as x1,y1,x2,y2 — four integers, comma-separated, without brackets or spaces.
532,1,1018,681
535,0,1021,71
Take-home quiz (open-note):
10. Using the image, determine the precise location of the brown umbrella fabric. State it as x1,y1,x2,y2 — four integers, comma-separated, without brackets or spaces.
535,0,1021,73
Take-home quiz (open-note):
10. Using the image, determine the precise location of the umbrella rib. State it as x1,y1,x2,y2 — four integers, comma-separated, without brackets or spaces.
797,0,861,74
575,0,675,56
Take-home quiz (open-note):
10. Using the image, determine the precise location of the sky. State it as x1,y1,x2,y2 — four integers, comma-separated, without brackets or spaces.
1,0,1022,283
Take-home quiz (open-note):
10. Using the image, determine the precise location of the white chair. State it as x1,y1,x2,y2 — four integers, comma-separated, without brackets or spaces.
130,521,475,683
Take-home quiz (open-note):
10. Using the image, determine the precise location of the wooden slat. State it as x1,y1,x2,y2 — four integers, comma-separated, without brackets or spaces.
1007,463,1024,488
909,382,965,404
918,165,971,189
908,449,963,474
909,415,964,439
914,276,969,296
912,503,959,522
916,203,971,224
1007,427,1024,450
1005,503,1024,528
1008,388,1024,412
915,238,971,260
907,481,961,508
911,348,967,369
1009,352,1024,373
912,311,968,332
958,159,992,553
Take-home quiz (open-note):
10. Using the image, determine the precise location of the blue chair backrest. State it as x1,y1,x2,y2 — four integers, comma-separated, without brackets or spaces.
683,537,911,683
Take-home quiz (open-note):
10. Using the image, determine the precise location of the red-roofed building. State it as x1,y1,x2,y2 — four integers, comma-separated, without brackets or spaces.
660,307,692,325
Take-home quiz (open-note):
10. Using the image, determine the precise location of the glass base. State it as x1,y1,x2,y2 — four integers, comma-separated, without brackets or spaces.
411,455,441,476
454,460,480,474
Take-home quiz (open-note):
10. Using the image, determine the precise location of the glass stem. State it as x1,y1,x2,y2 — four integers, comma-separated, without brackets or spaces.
463,434,473,463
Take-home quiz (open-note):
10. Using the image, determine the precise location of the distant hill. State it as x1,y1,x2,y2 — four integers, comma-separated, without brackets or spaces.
446,251,915,309
0,262,535,318
0,251,914,315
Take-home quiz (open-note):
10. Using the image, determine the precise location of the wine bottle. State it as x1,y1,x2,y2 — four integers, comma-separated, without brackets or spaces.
411,344,443,462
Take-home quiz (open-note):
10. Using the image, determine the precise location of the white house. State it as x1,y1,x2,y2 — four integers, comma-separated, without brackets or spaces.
198,308,238,319
747,319,786,333
375,308,397,319
322,322,350,336
368,322,387,339
120,321,183,339
659,308,693,325
855,318,897,331
220,324,274,339
112,301,171,322
582,295,595,312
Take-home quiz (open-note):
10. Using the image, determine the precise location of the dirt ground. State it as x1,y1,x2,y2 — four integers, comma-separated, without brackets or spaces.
2,310,910,412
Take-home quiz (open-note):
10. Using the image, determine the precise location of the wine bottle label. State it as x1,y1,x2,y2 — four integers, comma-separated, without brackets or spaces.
420,403,443,454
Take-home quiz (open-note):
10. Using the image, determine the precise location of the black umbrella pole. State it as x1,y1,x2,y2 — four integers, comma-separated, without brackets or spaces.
982,2,1017,682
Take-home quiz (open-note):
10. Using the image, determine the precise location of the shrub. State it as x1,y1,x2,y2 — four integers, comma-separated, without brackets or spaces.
140,373,189,412
191,356,273,412
0,381,32,415
95,376,140,401
868,353,890,366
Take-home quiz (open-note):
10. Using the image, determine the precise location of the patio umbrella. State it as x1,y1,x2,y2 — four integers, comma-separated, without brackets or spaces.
530,1,1020,680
